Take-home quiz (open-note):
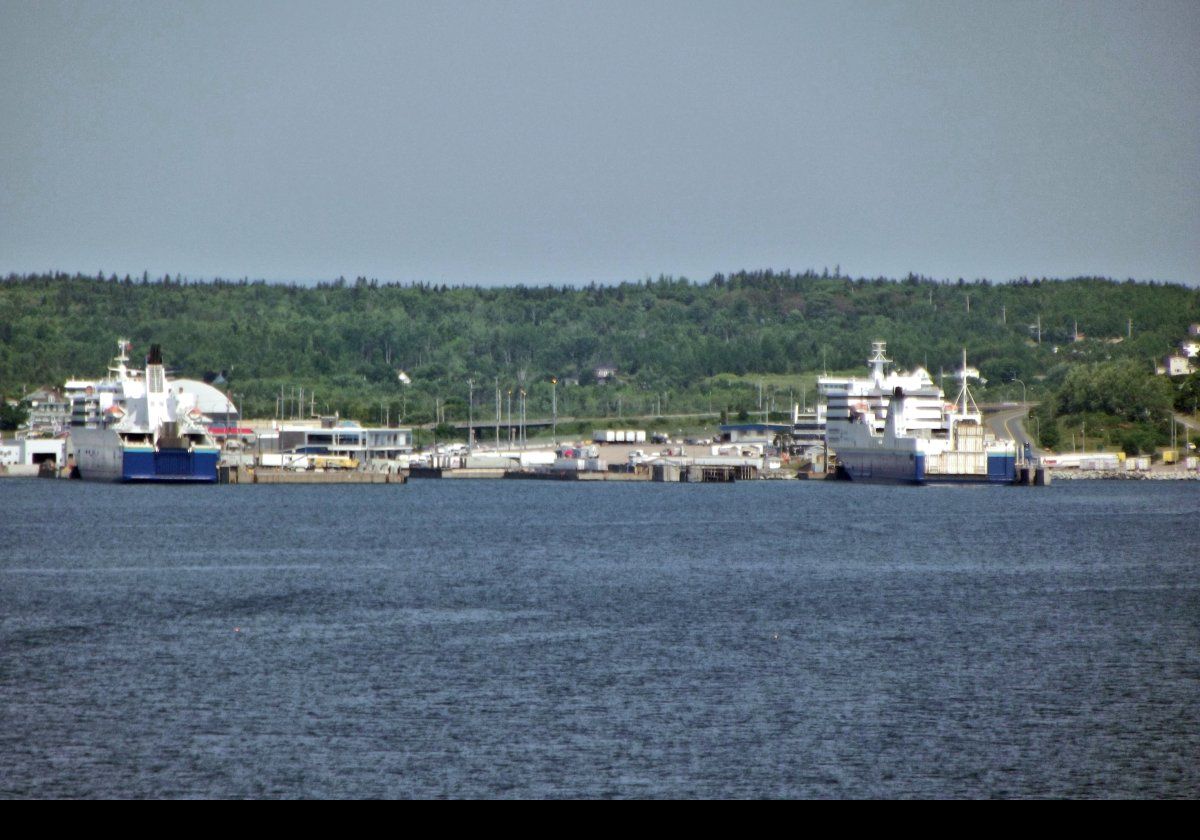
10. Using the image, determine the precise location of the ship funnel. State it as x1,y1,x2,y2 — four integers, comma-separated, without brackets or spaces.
146,343,166,396
885,385,906,437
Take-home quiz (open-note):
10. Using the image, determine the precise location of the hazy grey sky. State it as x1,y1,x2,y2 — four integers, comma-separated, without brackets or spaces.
2,1,1198,286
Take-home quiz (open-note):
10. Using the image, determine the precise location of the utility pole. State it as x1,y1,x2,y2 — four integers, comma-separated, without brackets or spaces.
467,378,474,454
517,369,527,448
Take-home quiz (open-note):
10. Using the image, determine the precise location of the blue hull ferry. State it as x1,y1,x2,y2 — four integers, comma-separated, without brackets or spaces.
68,340,221,483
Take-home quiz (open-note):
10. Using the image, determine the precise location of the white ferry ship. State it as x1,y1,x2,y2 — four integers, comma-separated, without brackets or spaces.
68,340,221,482
818,342,1016,484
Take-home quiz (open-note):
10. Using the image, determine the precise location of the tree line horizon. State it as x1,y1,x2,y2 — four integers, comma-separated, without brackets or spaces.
2,270,1197,453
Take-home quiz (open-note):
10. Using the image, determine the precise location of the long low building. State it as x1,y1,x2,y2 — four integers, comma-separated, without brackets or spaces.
256,422,414,462
0,436,68,474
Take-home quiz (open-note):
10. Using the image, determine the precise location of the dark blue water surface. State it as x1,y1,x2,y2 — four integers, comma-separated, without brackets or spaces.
1,478,1196,798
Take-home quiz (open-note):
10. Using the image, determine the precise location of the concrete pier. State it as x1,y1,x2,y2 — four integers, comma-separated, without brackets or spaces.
1014,465,1051,486
219,465,405,484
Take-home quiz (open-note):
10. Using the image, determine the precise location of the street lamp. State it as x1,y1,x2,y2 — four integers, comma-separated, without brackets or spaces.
551,377,558,448
1011,377,1027,404
519,389,527,449
467,378,474,455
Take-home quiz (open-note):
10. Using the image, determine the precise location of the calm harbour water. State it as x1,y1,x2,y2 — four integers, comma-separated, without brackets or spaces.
1,477,1196,798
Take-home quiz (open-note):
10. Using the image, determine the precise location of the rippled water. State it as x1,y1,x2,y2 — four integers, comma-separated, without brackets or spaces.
1,478,1196,798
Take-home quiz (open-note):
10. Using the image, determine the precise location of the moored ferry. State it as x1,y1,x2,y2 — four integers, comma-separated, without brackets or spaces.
68,340,221,482
818,342,1016,484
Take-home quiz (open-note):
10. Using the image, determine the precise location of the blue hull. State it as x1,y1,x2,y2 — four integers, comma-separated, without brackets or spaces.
122,448,220,483
839,452,1016,485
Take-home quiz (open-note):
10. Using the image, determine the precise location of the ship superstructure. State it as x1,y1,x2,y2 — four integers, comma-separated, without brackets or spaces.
68,340,221,482
817,342,1016,484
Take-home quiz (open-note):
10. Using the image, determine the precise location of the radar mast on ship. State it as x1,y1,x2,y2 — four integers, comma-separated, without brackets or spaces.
107,338,133,380
950,348,982,419
868,341,890,388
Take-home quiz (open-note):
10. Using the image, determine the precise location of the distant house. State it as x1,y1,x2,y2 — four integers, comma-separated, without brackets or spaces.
21,387,71,434
593,365,618,384
1153,325,1200,375
1157,355,1195,376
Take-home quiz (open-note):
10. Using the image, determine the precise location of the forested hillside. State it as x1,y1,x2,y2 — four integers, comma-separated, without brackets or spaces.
2,271,1197,447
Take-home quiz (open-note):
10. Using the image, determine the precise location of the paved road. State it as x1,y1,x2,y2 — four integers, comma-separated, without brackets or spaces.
985,404,1041,456
992,409,1198,458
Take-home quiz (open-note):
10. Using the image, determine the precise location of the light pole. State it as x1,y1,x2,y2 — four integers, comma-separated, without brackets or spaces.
467,378,474,455
519,389,527,449
551,377,558,448
1012,377,1027,404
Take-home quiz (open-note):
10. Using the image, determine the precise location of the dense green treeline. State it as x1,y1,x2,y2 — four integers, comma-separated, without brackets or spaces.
2,271,1197,443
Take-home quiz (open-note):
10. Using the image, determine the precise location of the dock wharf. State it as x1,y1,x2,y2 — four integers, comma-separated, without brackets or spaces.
1014,464,1051,485
503,469,649,481
409,466,507,479
219,465,406,484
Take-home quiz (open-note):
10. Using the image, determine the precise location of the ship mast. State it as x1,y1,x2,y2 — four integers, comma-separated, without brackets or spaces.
108,338,132,380
868,341,890,388
952,348,982,417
